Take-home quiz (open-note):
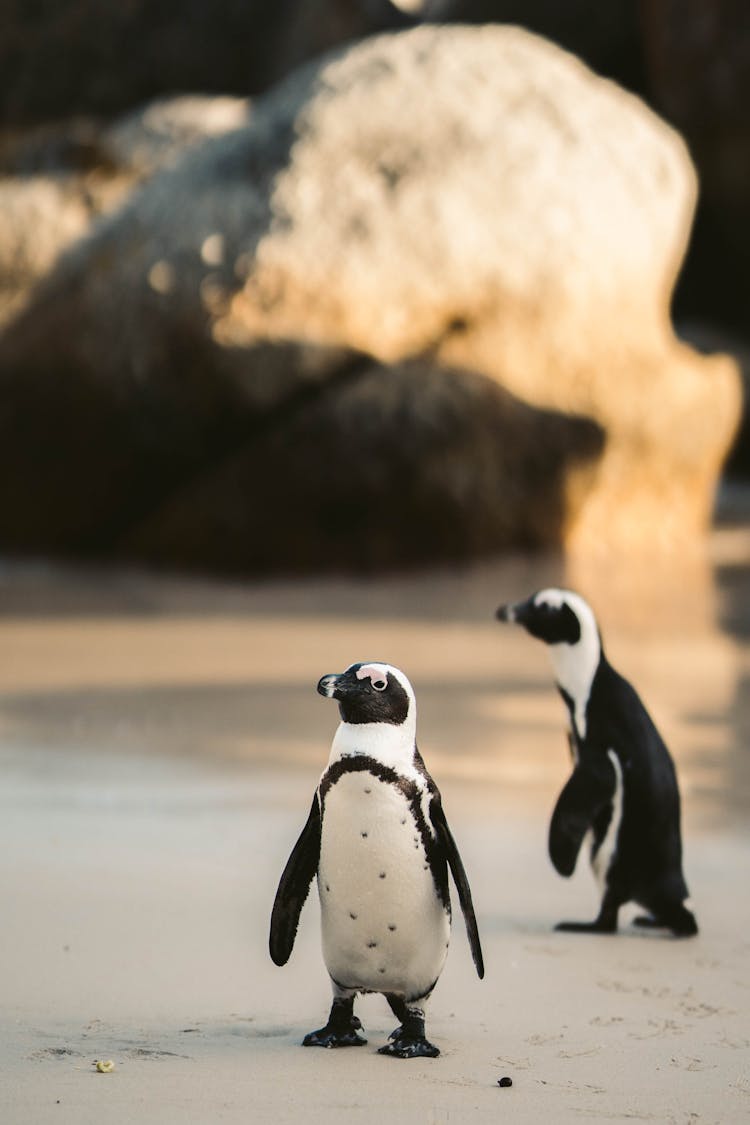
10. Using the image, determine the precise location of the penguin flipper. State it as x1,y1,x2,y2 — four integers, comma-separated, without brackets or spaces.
430,799,485,979
549,765,614,877
269,795,321,966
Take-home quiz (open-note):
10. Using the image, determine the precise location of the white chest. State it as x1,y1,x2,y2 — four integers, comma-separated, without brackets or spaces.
317,770,450,1000
590,750,624,886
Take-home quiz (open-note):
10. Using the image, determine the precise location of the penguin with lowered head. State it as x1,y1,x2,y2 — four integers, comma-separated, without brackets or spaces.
496,589,698,938
270,662,484,1058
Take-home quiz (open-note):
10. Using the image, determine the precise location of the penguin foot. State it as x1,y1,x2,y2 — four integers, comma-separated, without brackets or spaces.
634,908,698,938
302,1015,367,1049
633,914,661,928
378,1028,440,1059
670,911,699,938
555,919,617,934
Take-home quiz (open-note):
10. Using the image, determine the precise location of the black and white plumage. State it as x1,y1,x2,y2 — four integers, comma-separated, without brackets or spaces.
496,589,698,938
269,661,484,1058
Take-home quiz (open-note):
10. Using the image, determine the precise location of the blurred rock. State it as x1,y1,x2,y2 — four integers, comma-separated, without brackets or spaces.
0,25,740,573
0,96,251,326
101,96,253,177
411,2,750,470
0,178,93,326
122,361,604,573
679,323,750,481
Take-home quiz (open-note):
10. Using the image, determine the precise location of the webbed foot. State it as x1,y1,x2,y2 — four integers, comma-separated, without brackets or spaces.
302,997,367,1048
555,919,617,934
302,1020,367,1048
634,908,698,938
378,1027,439,1059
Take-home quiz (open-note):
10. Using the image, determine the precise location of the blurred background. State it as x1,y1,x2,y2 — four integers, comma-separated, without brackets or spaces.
0,0,748,574
2,11,750,1114
2,0,750,816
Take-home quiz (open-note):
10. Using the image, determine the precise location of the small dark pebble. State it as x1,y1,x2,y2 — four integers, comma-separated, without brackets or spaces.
497,1076,513,1088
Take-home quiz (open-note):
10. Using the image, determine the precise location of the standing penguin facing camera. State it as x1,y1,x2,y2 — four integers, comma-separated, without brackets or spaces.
270,662,484,1058
496,589,698,938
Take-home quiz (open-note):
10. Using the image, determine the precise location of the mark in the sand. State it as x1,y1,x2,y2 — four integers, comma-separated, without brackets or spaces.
30,1047,81,1061
225,1025,291,1039
679,998,728,1019
123,1047,191,1060
526,1032,564,1046
629,1019,685,1040
694,956,720,969
669,1055,718,1073
557,1047,601,1059
524,943,568,958
536,1078,606,1096
596,978,673,1000
716,1033,750,1050
497,1055,531,1071
568,1110,657,1121
590,1016,624,1027
598,978,731,1019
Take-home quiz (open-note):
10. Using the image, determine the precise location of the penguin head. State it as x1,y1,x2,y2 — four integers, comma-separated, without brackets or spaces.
317,662,414,728
496,589,602,734
496,588,593,646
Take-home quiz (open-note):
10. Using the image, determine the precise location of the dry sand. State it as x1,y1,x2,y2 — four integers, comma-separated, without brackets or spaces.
1,540,749,1123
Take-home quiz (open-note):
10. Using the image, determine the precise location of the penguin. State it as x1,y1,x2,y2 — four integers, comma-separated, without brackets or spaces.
269,661,484,1058
496,589,698,938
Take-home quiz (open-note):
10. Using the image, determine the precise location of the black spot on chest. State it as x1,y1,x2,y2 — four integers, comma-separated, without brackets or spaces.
319,756,450,910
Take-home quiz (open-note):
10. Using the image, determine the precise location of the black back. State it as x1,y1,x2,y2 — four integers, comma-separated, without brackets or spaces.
560,658,688,904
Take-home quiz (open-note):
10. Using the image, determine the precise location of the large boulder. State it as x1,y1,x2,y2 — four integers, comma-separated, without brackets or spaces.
0,25,739,572
0,96,252,327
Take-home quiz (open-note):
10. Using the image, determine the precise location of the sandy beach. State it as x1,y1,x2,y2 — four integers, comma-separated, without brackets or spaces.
1,539,749,1124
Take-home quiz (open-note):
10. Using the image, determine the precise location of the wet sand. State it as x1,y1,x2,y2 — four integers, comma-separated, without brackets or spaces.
1,537,749,1123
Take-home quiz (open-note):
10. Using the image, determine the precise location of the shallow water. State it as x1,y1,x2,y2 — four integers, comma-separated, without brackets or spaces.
1,526,749,833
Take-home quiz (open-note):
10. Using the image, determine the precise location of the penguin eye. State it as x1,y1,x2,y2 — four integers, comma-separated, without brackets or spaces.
372,678,387,692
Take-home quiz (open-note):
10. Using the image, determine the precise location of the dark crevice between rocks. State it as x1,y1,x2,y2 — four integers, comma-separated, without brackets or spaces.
108,345,381,553
113,357,606,578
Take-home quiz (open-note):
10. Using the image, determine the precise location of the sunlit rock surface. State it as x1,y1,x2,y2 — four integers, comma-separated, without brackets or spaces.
0,26,739,572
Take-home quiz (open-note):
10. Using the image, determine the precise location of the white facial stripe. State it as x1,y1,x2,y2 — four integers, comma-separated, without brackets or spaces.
534,589,566,609
356,663,390,688
535,589,601,739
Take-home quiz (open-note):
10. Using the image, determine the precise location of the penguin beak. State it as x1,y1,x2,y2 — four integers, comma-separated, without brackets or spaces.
496,603,517,623
317,673,340,698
